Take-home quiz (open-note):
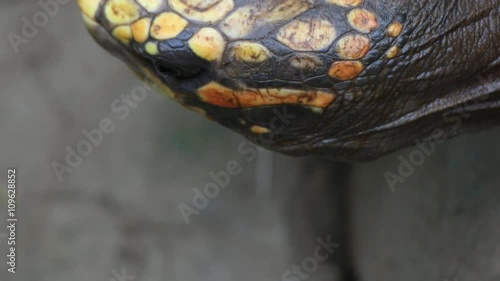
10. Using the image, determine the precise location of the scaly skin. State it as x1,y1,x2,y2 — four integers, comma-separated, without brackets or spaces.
78,0,500,162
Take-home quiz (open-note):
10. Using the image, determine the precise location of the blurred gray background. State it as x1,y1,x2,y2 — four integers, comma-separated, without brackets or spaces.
0,1,499,281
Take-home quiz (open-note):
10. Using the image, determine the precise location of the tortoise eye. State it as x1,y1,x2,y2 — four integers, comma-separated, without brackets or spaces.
154,61,205,80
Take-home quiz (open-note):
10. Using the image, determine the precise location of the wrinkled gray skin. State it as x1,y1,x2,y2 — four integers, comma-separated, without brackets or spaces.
279,0,500,162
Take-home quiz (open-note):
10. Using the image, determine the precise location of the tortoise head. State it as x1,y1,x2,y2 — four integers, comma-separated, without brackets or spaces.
78,0,500,162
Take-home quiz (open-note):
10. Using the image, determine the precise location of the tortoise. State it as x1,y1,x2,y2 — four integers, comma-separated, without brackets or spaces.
77,0,500,162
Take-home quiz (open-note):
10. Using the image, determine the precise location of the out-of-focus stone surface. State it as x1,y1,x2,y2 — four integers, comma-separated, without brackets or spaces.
0,1,499,281
350,130,500,281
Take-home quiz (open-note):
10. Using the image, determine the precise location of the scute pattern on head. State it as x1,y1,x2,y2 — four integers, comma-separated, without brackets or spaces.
290,54,324,70
150,12,188,40
136,0,164,12
328,61,365,80
277,18,337,51
169,0,234,23
387,22,404,37
197,82,336,109
219,0,313,39
228,42,272,63
347,8,379,33
131,17,151,43
145,41,159,55
78,0,102,19
336,34,371,59
251,125,272,134
188,28,226,61
104,0,141,25
385,46,400,59
112,25,133,44
326,0,363,7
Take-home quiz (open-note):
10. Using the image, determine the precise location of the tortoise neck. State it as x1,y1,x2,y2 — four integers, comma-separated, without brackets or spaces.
398,0,500,91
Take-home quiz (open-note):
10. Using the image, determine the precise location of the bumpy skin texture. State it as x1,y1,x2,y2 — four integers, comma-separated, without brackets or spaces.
79,0,500,162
